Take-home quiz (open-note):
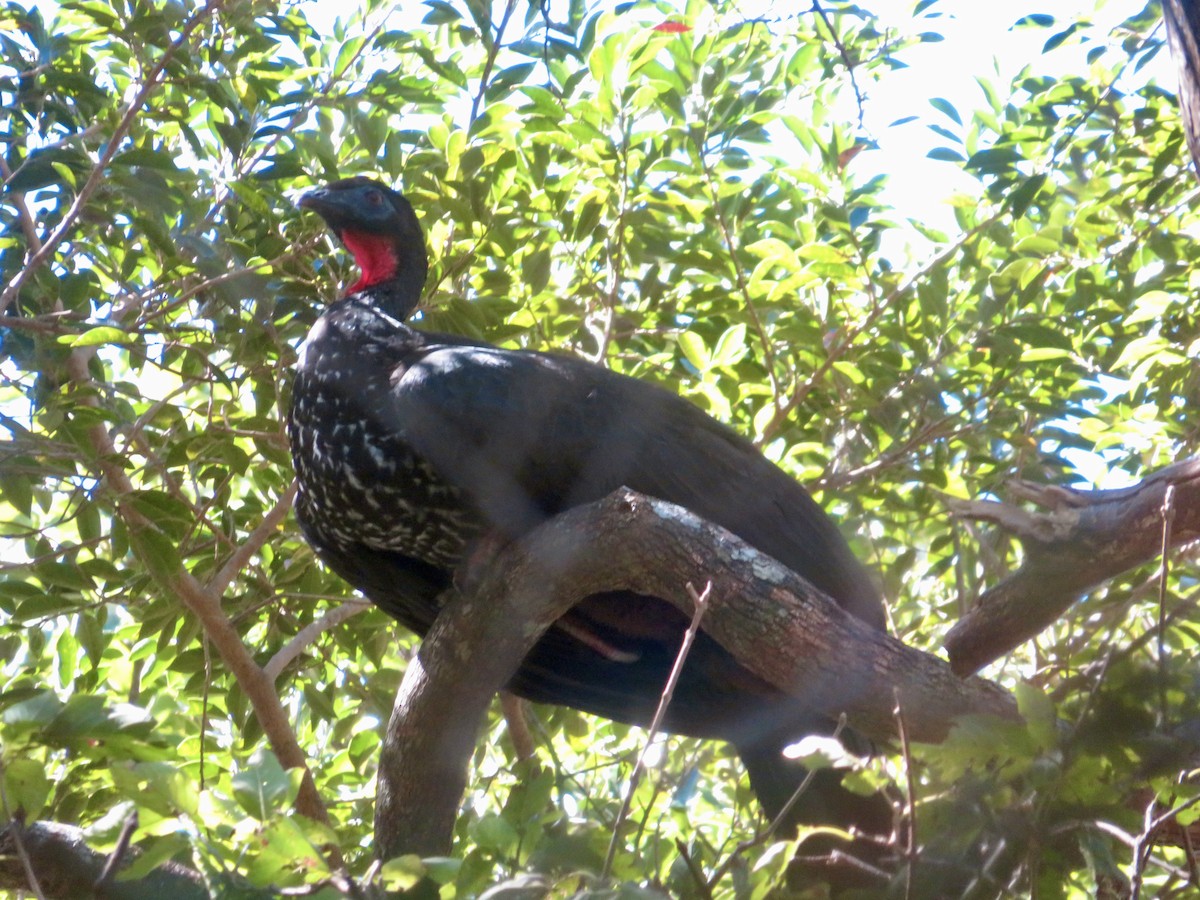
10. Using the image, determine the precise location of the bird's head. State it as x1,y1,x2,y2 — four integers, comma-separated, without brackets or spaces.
298,176,428,315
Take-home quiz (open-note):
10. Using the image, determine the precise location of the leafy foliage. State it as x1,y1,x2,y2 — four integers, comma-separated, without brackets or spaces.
0,0,1197,896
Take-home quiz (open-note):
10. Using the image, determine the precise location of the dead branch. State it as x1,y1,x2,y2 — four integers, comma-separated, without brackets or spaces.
264,599,371,682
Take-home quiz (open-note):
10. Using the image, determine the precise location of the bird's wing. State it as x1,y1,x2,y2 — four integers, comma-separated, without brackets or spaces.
387,343,884,630
388,342,892,846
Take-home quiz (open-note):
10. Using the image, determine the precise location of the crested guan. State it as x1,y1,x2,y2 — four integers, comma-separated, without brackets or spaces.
288,177,894,874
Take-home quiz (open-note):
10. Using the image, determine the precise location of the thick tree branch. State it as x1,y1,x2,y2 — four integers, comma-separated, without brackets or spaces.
375,488,1017,859
0,820,381,899
0,821,209,900
1165,0,1200,182
944,456,1200,676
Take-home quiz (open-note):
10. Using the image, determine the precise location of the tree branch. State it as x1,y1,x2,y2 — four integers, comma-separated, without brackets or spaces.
264,599,371,682
1165,0,1200,181
0,821,209,900
208,480,298,598
944,456,1200,675
374,488,1018,859
63,346,330,829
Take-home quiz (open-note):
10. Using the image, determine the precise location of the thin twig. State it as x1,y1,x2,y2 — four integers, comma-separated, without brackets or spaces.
499,692,538,763
469,0,519,125
0,156,43,255
674,838,716,900
0,805,47,900
602,581,712,879
1157,484,1176,722
263,600,371,681
1131,795,1157,900
1128,793,1200,898
93,810,138,891
200,635,211,794
694,137,784,407
208,481,299,598
1183,812,1200,888
765,714,850,839
810,1,868,129
893,688,916,900
594,106,631,364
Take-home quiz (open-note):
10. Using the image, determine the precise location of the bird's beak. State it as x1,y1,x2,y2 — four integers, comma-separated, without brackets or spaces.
297,188,327,212
297,187,353,232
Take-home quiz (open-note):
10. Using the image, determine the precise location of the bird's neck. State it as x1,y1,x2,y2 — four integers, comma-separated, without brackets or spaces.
341,230,427,320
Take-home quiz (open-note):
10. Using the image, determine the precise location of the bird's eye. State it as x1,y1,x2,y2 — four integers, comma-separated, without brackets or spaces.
366,190,384,207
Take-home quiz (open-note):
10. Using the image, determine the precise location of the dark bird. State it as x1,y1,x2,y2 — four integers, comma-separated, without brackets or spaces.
289,176,893,872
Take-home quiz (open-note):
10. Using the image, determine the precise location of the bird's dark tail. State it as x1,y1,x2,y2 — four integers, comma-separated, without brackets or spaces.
737,740,895,893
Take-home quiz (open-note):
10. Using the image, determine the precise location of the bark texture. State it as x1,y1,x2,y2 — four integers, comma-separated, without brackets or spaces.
1166,0,1200,182
0,820,211,900
374,488,1018,859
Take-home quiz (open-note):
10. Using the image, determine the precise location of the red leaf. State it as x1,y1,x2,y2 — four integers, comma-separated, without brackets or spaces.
837,142,868,170
653,21,691,33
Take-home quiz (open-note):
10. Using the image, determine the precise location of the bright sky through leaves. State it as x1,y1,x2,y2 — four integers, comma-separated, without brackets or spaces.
301,0,1171,245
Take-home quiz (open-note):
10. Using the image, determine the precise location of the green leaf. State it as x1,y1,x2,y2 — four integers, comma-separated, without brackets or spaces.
232,749,300,820
61,326,130,347
130,527,181,587
1125,290,1172,326
1013,230,1061,255
1014,682,1057,749
51,161,78,190
1043,24,1081,53
2,693,63,730
1019,347,1070,362
244,817,328,885
833,359,866,383
423,1,462,25
471,812,519,855
1006,173,1047,217
422,857,463,884
380,855,427,891
1113,335,1181,373
927,147,965,163
929,97,962,126
678,331,710,372
710,324,748,368
117,833,191,881
3,759,51,820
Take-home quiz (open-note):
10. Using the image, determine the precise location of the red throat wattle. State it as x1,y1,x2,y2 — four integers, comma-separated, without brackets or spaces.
341,230,399,292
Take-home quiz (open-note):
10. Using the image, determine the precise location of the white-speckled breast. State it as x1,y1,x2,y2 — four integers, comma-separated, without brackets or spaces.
287,304,478,569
